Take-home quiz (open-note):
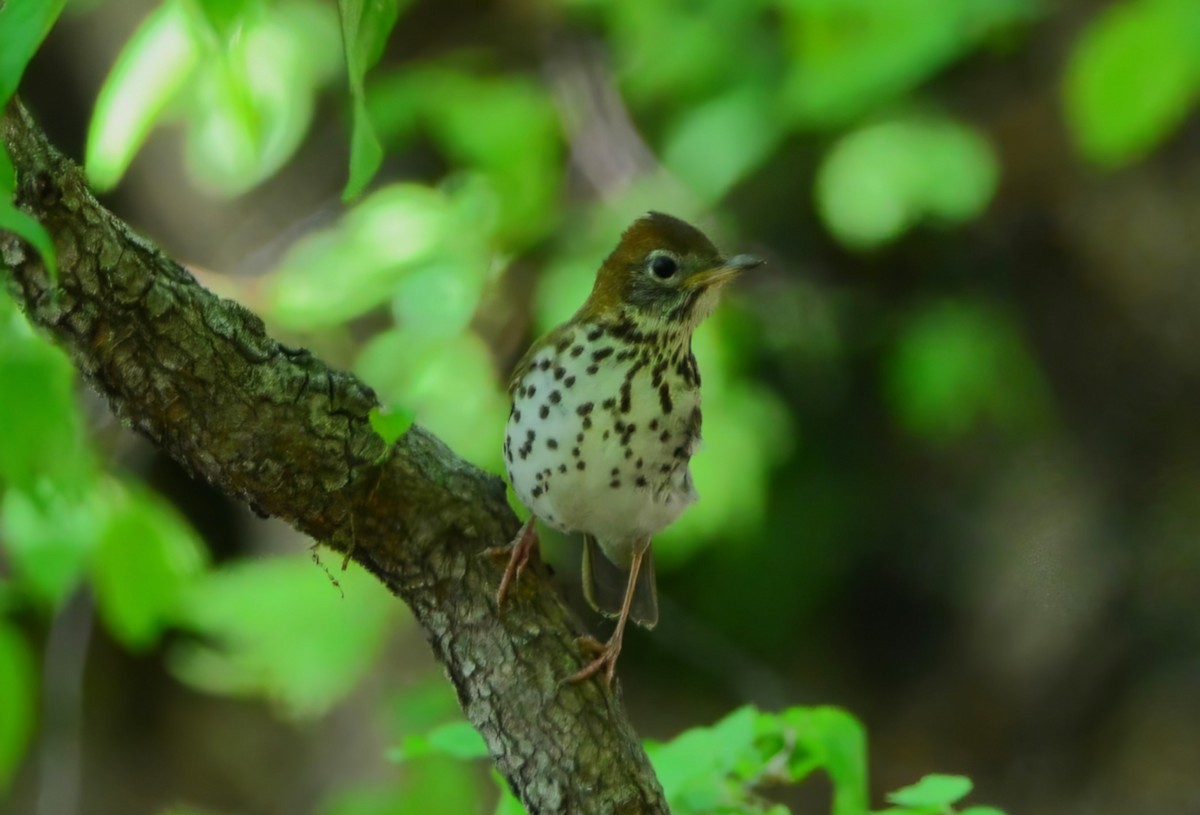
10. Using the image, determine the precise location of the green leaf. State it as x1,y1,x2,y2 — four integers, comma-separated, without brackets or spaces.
783,707,869,815
0,194,58,284
885,301,1051,442
355,330,507,469
887,774,974,808
92,486,206,650
960,807,1008,815
370,69,561,242
194,0,261,41
183,0,342,196
1064,0,1200,166
0,623,36,791
85,0,201,190
1,488,100,606
0,319,91,492
649,705,758,803
780,0,1036,128
338,0,405,199
169,555,398,716
2,144,57,281
267,182,451,327
390,720,489,762
369,404,415,456
815,116,997,249
0,0,69,107
345,97,384,200
662,88,782,204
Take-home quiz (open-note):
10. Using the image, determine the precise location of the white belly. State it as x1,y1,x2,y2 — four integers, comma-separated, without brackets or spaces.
503,331,700,549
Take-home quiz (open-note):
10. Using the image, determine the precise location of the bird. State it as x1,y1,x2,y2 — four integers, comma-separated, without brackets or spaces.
496,211,762,683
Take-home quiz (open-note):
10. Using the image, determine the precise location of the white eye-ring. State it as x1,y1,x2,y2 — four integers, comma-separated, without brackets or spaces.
646,250,680,280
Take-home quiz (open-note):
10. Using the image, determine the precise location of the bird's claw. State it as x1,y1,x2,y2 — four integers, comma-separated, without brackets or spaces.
565,634,621,686
492,517,539,608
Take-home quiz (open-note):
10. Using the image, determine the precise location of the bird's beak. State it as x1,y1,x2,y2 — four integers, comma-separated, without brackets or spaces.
683,254,765,290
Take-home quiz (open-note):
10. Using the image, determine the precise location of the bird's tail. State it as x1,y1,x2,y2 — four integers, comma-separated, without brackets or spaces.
581,535,658,629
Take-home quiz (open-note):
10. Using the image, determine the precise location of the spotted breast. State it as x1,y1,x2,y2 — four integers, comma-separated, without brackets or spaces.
503,317,702,556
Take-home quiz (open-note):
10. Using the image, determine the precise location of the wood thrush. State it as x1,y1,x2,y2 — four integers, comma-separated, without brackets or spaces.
497,212,762,683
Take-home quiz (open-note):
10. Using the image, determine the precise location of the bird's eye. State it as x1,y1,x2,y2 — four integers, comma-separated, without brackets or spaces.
649,254,678,279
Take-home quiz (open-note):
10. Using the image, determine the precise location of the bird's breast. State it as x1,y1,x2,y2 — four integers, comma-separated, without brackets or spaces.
503,322,702,542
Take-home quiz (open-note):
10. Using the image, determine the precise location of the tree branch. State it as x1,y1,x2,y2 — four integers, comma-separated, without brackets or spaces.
0,99,667,815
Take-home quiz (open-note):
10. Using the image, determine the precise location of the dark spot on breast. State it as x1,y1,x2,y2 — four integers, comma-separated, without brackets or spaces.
576,432,584,443
660,463,671,473
549,390,561,404
582,417,593,430
586,364,599,375
572,447,581,458
658,383,673,414
616,349,636,362
532,485,543,498
556,335,573,353
603,430,610,441
651,360,668,388
564,375,576,388
636,476,648,487
649,418,659,431
636,457,643,468
587,327,604,341
518,386,527,398
536,471,544,481
619,381,631,413
554,366,566,380
539,359,551,370
539,405,549,419
577,401,594,416
547,438,558,449
513,410,521,423
602,397,616,410
527,385,537,397
673,446,688,459
609,479,621,488
526,429,535,441
592,347,614,362
659,429,670,443
624,448,633,459
576,460,586,470
611,467,619,476
570,345,584,357
559,463,568,473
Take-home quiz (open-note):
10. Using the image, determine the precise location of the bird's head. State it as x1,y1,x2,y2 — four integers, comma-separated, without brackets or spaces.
578,212,763,333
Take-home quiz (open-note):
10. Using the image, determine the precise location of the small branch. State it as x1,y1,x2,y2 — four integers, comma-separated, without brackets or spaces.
0,99,667,815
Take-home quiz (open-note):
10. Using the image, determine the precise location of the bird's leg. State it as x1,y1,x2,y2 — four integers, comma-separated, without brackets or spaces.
491,516,539,607
566,545,647,685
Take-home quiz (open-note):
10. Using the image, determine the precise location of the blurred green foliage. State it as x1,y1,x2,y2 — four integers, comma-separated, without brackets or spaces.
0,0,62,282
1064,0,1200,166
85,0,341,194
389,706,1007,815
3,0,1193,810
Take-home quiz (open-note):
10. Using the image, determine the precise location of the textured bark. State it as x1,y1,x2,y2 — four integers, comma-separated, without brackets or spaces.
0,100,667,815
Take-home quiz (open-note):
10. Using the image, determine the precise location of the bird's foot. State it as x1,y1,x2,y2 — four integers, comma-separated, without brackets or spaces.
488,517,539,607
565,634,623,686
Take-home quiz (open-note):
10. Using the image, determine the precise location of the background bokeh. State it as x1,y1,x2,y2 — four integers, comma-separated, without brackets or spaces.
3,0,1200,813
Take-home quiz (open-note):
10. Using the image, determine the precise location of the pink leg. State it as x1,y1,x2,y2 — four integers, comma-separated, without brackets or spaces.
565,545,646,685
494,516,539,607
